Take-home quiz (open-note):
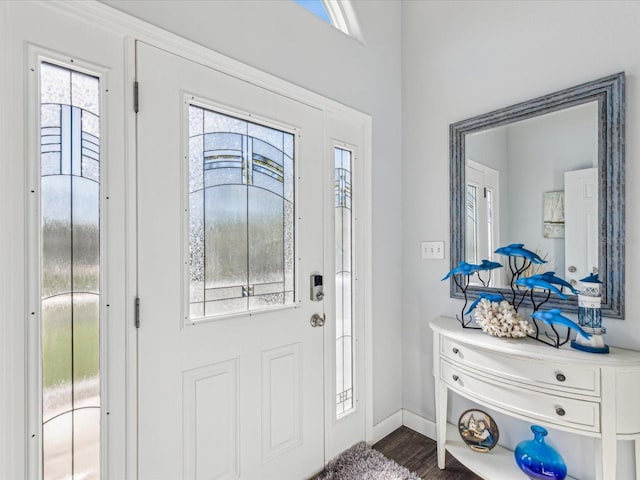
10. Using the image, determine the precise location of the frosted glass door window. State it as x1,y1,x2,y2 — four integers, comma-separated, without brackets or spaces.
40,62,101,480
335,147,353,417
189,106,295,320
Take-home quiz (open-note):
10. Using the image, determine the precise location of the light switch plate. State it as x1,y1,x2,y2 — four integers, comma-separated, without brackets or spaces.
421,241,445,260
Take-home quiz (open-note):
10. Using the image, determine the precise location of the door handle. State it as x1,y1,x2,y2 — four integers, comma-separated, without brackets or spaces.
310,313,325,327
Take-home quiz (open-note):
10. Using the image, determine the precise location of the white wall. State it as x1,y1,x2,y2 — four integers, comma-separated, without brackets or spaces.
100,0,404,425
505,103,597,274
402,1,640,478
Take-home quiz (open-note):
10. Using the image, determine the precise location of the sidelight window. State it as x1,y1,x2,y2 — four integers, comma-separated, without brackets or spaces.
335,147,353,417
40,61,101,480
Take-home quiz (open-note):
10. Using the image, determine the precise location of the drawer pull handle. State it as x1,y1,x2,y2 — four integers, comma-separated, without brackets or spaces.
555,407,566,416
452,375,459,382
452,347,459,354
556,373,566,382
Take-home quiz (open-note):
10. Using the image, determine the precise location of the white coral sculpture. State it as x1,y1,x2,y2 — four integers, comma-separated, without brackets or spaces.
474,299,534,338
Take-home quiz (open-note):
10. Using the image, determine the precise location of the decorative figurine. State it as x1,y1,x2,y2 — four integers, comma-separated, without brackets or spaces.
465,292,505,315
571,273,609,354
514,277,569,301
531,309,591,341
495,243,548,308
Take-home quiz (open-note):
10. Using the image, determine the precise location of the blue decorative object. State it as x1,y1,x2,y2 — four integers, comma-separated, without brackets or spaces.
441,261,484,329
535,272,580,295
478,259,502,271
442,243,586,348
514,277,569,300
514,425,567,480
441,261,480,280
495,243,547,264
465,292,505,315
531,309,592,340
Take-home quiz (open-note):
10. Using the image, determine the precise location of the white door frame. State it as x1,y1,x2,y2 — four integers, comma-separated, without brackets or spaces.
1,1,373,478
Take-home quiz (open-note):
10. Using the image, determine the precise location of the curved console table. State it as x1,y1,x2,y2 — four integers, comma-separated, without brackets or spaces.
430,316,640,480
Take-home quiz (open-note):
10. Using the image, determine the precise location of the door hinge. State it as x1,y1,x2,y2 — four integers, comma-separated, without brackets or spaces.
483,187,487,198
133,81,139,113
135,296,140,328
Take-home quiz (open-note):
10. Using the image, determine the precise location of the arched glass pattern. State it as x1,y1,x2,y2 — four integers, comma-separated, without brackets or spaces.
40,62,101,480
189,106,295,320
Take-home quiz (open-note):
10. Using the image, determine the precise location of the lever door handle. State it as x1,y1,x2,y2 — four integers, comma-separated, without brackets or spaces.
310,313,325,327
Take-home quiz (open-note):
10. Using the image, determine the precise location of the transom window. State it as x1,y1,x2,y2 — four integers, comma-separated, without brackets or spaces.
188,105,295,320
293,0,359,39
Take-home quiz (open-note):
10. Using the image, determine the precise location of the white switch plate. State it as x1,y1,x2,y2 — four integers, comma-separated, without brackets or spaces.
421,241,445,260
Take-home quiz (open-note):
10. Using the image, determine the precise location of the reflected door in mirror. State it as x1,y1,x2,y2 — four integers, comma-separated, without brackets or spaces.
565,168,598,288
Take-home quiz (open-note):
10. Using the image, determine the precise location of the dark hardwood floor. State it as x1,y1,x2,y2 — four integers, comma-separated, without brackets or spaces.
373,426,482,479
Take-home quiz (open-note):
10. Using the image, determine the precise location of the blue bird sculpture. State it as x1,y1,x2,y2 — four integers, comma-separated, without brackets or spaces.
478,259,503,271
465,292,506,315
442,261,480,281
514,277,568,300
531,309,592,340
494,243,547,264
532,272,580,295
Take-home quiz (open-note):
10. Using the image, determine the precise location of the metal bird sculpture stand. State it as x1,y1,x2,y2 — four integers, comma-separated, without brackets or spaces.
443,244,590,348
441,261,482,328
494,243,547,310
475,259,502,287
531,309,592,348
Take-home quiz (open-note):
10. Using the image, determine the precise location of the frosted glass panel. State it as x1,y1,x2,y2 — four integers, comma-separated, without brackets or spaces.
71,71,99,115
190,189,205,306
188,105,295,319
335,148,354,417
43,412,73,480
249,188,284,286
248,123,283,151
72,293,100,404
42,296,73,423
41,176,72,299
204,184,248,289
72,178,100,293
40,62,100,480
73,408,101,479
41,63,71,105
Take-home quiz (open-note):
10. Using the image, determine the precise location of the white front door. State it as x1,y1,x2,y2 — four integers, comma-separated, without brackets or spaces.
564,167,598,285
136,42,326,479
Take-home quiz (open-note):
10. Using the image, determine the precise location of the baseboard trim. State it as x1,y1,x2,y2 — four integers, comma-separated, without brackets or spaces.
369,409,437,444
369,410,403,444
402,409,436,441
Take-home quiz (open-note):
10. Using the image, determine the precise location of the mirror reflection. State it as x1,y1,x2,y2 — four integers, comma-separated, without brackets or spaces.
450,72,624,317
464,102,599,294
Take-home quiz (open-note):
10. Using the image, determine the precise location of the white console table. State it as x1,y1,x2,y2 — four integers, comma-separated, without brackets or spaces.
430,316,640,480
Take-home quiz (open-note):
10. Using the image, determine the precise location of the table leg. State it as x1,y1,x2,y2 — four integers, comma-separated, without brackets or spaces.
436,380,448,469
635,437,640,480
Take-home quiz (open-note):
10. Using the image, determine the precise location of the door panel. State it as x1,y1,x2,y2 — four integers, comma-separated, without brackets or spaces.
565,168,598,285
136,42,325,479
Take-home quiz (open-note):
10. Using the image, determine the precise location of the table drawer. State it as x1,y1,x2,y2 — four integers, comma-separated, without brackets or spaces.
442,361,600,433
441,337,599,395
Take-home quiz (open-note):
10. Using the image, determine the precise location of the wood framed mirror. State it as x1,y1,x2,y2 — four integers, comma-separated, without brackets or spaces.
449,73,625,318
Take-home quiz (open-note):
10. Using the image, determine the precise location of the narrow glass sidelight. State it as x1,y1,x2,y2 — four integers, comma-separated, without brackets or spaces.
40,62,101,479
465,184,478,265
188,106,295,320
335,147,353,417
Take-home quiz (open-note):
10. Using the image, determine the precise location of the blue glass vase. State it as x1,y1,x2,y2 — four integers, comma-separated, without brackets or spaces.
514,425,567,480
